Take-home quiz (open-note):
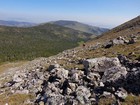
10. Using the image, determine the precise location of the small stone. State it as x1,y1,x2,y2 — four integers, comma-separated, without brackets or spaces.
39,101,44,105
115,88,128,100
103,91,112,97
69,83,77,91
99,82,104,87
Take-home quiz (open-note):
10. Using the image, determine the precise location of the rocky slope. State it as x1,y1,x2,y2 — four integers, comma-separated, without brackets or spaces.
0,16,140,105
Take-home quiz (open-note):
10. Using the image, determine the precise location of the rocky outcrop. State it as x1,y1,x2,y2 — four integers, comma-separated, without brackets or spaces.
1,55,140,105
103,36,138,48
83,57,121,73
0,34,139,105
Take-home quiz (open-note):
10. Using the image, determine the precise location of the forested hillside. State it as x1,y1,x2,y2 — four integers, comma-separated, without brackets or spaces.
0,23,92,62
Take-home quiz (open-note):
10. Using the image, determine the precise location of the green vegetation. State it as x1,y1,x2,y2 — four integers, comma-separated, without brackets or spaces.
77,40,85,46
0,23,92,63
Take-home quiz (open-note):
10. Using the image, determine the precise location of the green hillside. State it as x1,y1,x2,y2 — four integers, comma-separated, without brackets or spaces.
0,23,92,62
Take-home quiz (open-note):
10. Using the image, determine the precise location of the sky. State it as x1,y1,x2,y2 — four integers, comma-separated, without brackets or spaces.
0,0,140,28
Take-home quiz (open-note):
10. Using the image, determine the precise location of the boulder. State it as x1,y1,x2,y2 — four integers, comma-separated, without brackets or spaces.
128,37,137,44
102,91,112,97
69,83,77,91
46,94,65,105
76,86,91,104
13,74,23,82
103,41,113,48
102,66,127,83
73,73,79,82
56,68,69,80
124,69,140,94
117,54,129,65
4,81,16,87
103,36,129,48
115,88,128,100
48,64,60,71
87,72,100,82
83,57,121,74
15,89,29,94
112,38,124,45
39,101,44,105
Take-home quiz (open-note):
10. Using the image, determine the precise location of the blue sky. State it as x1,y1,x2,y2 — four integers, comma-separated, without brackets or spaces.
0,0,139,28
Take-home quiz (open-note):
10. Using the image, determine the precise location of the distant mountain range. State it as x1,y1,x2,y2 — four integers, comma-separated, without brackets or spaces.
0,20,36,27
0,20,109,35
0,16,140,105
49,20,109,35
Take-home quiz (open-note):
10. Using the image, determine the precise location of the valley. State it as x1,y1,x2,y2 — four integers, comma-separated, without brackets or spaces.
0,16,139,105
0,23,93,63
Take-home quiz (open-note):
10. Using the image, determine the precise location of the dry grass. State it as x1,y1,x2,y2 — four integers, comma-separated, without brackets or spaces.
0,61,28,74
0,93,35,105
99,97,116,105
76,41,140,61
121,94,140,105
99,94,140,105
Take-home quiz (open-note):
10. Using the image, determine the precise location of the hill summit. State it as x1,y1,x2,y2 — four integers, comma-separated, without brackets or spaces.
50,20,109,35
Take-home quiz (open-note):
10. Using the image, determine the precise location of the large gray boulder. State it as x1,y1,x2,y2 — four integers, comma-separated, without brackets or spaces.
112,38,124,45
83,57,121,73
102,66,127,83
83,57,128,85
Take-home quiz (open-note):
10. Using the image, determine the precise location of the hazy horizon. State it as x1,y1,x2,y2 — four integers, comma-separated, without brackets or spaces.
0,0,139,28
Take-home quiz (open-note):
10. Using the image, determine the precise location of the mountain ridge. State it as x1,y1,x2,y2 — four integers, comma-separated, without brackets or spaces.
0,20,37,27
0,19,109,37
0,16,140,105
49,20,109,35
